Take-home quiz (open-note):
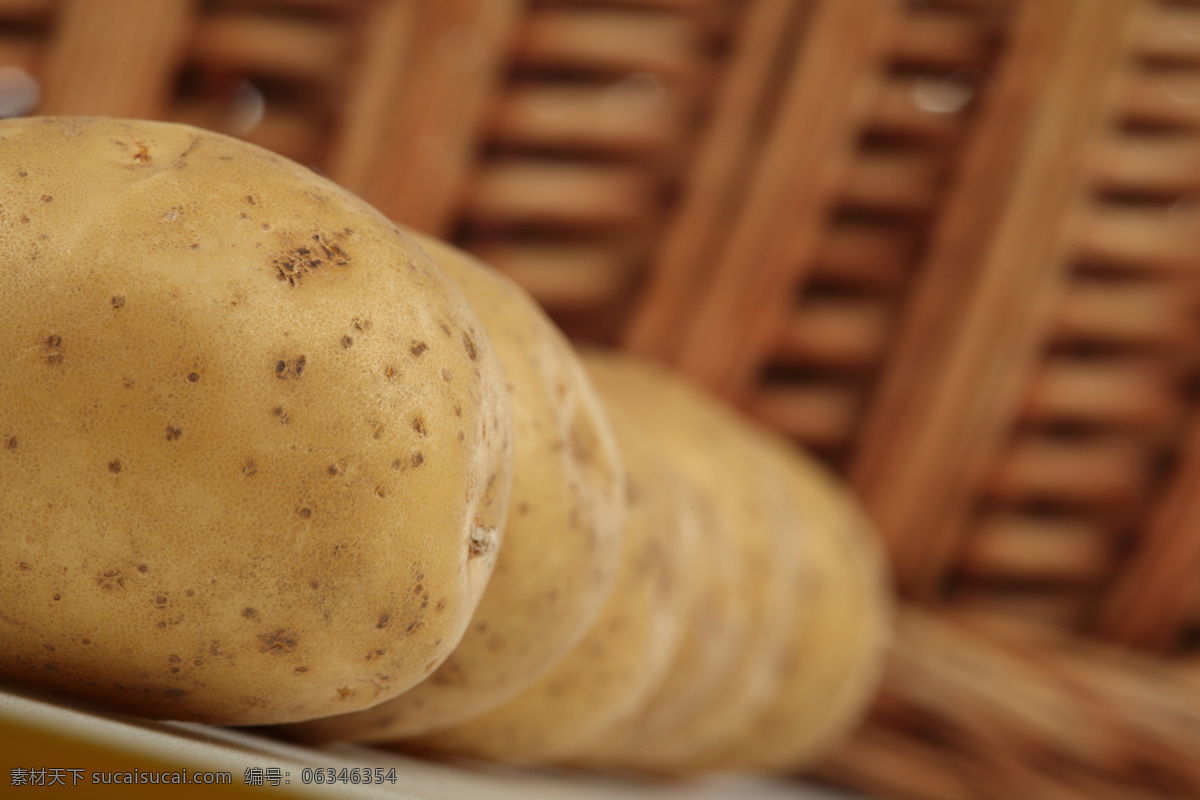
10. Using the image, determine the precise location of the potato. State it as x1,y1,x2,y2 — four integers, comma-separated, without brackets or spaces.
403,405,698,762
706,433,892,772
286,233,625,742
0,117,513,725
578,351,809,769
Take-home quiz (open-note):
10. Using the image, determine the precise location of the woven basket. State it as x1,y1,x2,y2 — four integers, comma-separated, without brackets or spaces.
4,0,1200,797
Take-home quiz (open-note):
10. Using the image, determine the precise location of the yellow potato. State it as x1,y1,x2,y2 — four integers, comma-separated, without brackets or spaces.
286,234,625,742
578,351,808,770
404,405,699,762
706,433,893,772
0,117,512,725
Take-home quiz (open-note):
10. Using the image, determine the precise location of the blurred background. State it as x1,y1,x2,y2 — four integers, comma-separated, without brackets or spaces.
4,0,1200,797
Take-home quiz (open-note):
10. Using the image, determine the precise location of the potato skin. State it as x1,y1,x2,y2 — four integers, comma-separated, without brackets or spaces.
405,405,697,763
284,233,625,742
0,117,512,725
578,351,808,770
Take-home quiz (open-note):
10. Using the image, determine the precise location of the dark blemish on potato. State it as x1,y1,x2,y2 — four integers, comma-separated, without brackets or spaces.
137,564,149,574
156,621,167,629
209,642,223,656
442,368,452,382
81,638,91,645
169,666,180,674
412,452,425,468
18,170,26,178
52,594,60,601
193,659,202,666
108,460,122,474
436,598,446,613
239,211,248,219
410,341,428,357
18,562,31,571
43,334,63,366
462,332,477,360
297,507,312,519
189,243,200,252
412,416,427,436
457,431,465,443
44,663,58,671
469,523,496,558
245,195,256,205
5,437,15,450
274,356,306,379
19,214,28,223
163,688,188,698
453,404,462,417
257,629,298,655
341,335,354,348
384,366,397,380
169,654,181,664
294,666,308,673
352,317,371,331
185,589,194,597
376,613,390,629
122,377,134,389
41,195,52,203
262,223,270,231
186,372,200,383
275,360,286,375
110,295,125,309
242,459,258,476
405,621,424,635
337,688,352,700
166,426,182,441
517,501,530,515
155,595,167,605
333,544,344,557
309,580,319,590
374,486,387,498
272,406,290,424
328,464,339,476
372,424,383,440
413,584,424,596
241,607,258,620
440,323,451,336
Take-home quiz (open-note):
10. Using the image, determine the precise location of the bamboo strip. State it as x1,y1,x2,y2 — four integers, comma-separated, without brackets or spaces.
1075,205,1200,276
1136,1,1200,64
1020,358,1180,430
949,591,1091,629
361,0,523,235
960,514,1111,584
0,0,52,19
868,76,969,143
840,148,945,217
889,9,994,71
514,7,700,81
1053,279,1199,348
0,38,39,76
487,82,684,157
190,8,348,85
1120,70,1200,129
848,0,1139,597
810,225,916,290
1093,133,1200,195
748,382,861,450
986,435,1150,509
672,0,899,396
1097,406,1200,649
464,159,657,230
327,0,418,194
170,98,323,165
776,298,891,370
466,240,638,310
820,608,1200,800
621,0,804,360
37,0,195,118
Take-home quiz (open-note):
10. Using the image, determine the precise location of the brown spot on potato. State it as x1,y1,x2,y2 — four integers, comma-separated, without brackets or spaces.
337,688,352,700
107,460,122,473
441,368,452,382
242,459,258,476
52,594,60,601
245,195,256,205
297,507,312,519
165,426,182,441
110,295,125,309
241,608,258,620
81,638,90,645
410,341,428,357
156,621,167,629
412,416,427,436
341,335,354,348
169,654,181,663
137,564,149,573
462,332,477,360
327,464,339,476
163,688,188,698
374,486,387,498
436,598,446,612
411,452,424,468
5,437,16,450
405,621,424,635
309,580,319,590
40,195,52,203
375,613,391,629
186,372,200,383
352,317,371,331
257,629,298,654
294,666,308,673
155,595,167,605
